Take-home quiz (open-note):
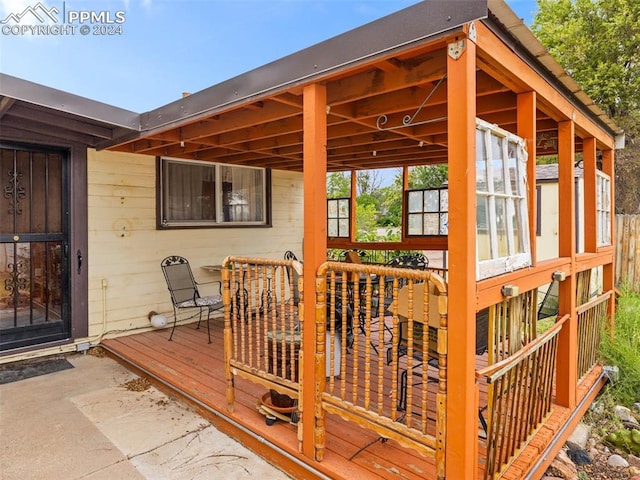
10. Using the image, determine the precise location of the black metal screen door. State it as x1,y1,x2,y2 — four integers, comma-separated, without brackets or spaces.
0,144,70,350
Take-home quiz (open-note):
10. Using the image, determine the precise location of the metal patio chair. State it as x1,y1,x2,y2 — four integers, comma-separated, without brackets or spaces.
161,255,223,343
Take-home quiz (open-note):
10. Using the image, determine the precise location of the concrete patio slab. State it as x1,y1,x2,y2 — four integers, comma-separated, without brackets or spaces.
0,352,291,480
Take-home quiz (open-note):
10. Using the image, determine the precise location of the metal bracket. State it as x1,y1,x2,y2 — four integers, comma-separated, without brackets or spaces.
376,74,447,131
448,39,466,60
468,21,477,42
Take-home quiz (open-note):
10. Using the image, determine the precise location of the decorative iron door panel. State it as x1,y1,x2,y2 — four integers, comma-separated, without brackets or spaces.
0,145,69,350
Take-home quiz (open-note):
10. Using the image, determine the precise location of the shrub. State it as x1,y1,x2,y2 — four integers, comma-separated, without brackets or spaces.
599,289,640,407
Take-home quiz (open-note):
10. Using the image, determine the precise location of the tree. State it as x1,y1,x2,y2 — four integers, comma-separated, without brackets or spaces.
532,0,640,213
326,172,350,199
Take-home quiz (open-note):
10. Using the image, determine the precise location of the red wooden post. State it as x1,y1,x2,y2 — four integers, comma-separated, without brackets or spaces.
446,32,478,479
302,83,327,458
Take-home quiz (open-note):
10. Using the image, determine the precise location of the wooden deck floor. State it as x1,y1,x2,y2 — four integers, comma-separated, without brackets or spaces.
101,319,605,480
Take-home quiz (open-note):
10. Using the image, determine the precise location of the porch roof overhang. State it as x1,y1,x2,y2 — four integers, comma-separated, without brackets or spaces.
101,0,620,172
0,73,139,147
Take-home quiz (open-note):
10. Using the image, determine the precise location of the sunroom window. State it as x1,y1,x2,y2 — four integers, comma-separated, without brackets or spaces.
406,187,448,235
159,157,268,228
596,170,611,246
475,119,531,280
327,198,350,238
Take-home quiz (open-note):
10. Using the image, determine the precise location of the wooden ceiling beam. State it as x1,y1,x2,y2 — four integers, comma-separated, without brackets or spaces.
326,52,447,106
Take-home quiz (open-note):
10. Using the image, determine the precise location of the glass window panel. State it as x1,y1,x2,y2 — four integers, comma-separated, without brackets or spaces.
408,214,422,235
440,189,448,212
508,141,519,194
423,213,439,235
476,129,488,192
338,219,349,237
491,134,506,194
439,213,448,235
221,165,264,222
408,191,422,213
14,151,31,234
338,199,349,217
328,219,338,237
476,195,489,232
495,198,509,257
47,153,63,234
165,161,216,222
511,200,524,254
328,199,337,217
424,190,439,212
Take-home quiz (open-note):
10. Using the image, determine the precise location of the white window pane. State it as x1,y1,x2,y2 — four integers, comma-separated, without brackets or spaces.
221,165,264,222
511,200,525,254
328,219,338,237
408,191,422,213
328,199,338,217
491,134,506,193
508,141,519,194
439,213,448,235
424,190,439,212
476,195,489,232
338,199,349,217
424,213,439,235
408,214,422,235
440,189,448,211
495,198,509,257
476,130,488,192
338,219,349,237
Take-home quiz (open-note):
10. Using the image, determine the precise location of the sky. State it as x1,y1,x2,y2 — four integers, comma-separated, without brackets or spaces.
0,0,539,113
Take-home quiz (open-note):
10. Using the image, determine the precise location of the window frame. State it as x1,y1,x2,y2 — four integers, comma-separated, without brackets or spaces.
595,170,611,246
157,157,271,229
327,197,351,238
404,187,449,236
475,118,532,280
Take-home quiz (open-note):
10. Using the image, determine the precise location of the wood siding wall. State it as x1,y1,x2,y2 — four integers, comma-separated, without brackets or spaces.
615,214,640,292
87,149,303,336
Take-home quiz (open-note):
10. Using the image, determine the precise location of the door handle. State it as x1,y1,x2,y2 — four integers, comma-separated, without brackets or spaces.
77,249,83,274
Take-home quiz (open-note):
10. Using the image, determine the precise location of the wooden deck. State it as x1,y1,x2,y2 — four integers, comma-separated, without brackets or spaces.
101,318,605,480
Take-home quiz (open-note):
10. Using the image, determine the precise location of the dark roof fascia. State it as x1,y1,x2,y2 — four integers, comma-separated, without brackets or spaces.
481,8,619,139
0,73,139,131
133,0,487,137
535,164,584,183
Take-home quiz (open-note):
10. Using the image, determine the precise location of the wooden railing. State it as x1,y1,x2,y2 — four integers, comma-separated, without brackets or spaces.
314,261,448,479
476,314,569,480
221,257,303,436
577,291,612,380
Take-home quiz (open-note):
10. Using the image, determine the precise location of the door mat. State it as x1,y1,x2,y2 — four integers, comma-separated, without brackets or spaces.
0,356,74,384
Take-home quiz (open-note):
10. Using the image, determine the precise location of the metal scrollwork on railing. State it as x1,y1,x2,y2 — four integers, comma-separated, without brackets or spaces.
5,260,27,299
4,169,26,215
376,74,447,132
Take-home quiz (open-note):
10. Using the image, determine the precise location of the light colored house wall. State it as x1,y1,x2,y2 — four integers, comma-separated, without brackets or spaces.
87,149,303,337
536,179,585,262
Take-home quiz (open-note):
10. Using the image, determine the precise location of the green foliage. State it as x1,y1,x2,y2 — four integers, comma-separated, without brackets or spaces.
353,202,377,241
408,165,448,190
599,290,640,407
533,0,640,119
532,0,640,213
326,172,350,199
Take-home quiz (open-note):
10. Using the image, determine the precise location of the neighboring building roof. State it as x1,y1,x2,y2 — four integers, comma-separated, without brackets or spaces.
0,73,138,147
536,163,584,182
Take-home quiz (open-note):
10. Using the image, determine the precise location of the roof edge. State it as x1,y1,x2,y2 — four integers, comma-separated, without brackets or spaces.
134,0,487,135
0,73,139,131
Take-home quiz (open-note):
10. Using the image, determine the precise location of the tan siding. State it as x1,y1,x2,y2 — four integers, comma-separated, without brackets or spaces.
87,149,303,337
